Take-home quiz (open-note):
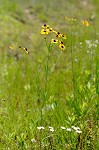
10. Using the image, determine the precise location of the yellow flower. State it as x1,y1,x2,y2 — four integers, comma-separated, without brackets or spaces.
42,24,49,29
59,42,65,50
40,28,50,34
9,45,14,49
23,47,29,54
56,32,62,38
65,16,76,22
49,28,53,32
51,39,58,44
61,34,67,39
65,16,70,21
82,20,89,26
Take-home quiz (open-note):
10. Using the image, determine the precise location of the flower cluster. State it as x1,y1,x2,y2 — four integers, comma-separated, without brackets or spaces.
65,16,77,22
82,20,89,27
37,125,82,134
40,24,67,50
85,39,98,55
9,45,29,54
65,16,89,27
85,39,98,48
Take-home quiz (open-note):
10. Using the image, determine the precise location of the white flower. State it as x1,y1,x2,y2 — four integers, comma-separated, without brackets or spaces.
37,126,45,130
48,126,54,132
61,126,66,130
75,58,78,62
31,138,36,143
48,126,53,129
75,130,82,134
85,40,91,45
95,40,98,44
66,128,72,132
71,126,80,131
87,50,90,53
49,128,54,132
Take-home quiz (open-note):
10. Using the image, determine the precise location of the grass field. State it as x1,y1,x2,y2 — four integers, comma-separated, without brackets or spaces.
0,0,99,149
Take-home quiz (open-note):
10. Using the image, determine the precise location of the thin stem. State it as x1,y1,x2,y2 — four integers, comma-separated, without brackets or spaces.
70,22,75,97
50,51,62,73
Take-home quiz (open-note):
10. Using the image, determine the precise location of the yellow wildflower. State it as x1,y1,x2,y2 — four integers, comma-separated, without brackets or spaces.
59,41,65,50
19,45,29,54
56,32,62,38
65,16,76,22
61,34,67,39
51,39,58,44
42,24,49,29
40,28,50,34
9,45,14,49
48,28,53,32
23,47,29,54
65,16,70,21
82,20,89,26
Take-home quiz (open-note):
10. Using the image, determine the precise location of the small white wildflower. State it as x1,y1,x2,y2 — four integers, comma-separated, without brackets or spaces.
85,40,91,45
74,58,78,62
48,126,54,132
49,128,54,132
90,51,93,55
95,40,98,44
87,50,90,53
91,14,95,20
66,128,72,132
48,126,53,129
71,126,80,131
93,43,97,48
88,43,93,48
61,126,66,130
31,138,36,143
75,130,82,133
37,126,45,130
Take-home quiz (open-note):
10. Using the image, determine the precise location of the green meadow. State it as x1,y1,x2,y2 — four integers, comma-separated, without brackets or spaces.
0,0,99,149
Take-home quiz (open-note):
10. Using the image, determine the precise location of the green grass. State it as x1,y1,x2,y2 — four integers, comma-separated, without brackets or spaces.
0,0,99,149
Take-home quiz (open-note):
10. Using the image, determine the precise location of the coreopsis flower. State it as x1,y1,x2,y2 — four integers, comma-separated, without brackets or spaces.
23,47,29,54
59,43,65,50
51,39,58,44
61,34,67,39
56,31,62,38
18,45,29,54
40,28,50,34
59,41,65,50
65,16,76,22
48,28,53,32
42,24,49,29
82,20,89,26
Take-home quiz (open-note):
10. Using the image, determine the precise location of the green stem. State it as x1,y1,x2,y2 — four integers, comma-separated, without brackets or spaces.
50,51,62,73
70,22,75,97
